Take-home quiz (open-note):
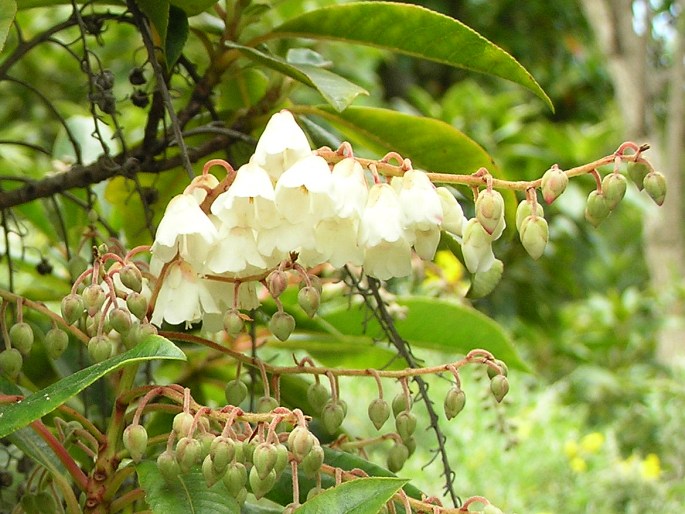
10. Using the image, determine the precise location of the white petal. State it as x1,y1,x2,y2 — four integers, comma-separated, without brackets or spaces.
358,184,404,246
363,239,412,280
253,110,312,180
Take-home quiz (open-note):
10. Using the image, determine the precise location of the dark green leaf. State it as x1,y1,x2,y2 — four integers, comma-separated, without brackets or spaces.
295,477,407,514
269,2,552,109
0,336,186,438
227,43,367,111
137,460,240,514
166,5,189,67
0,0,16,54
137,0,170,50
169,0,217,16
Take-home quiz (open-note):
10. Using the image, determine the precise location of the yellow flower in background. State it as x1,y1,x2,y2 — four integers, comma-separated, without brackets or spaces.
641,453,661,480
570,456,587,473
580,432,604,454
563,440,579,459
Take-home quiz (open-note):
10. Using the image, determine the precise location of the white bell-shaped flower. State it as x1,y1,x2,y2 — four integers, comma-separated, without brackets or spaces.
312,216,364,268
151,193,217,267
252,110,312,181
274,155,336,224
364,239,412,280
205,225,270,276
256,220,316,261
393,170,443,230
330,158,368,218
437,187,465,236
461,218,496,273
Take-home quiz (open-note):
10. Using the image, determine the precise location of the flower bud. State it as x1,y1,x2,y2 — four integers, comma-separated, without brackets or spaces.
643,171,666,206
176,436,201,473
519,215,548,260
394,411,417,442
266,270,289,298
443,386,466,420
249,466,276,500
253,442,278,480
288,426,315,462
224,379,248,406
468,258,504,299
368,398,391,430
109,307,132,335
257,396,279,413
9,322,34,355
268,311,295,341
391,393,411,418
584,190,610,227
300,443,324,478
82,284,106,316
475,189,505,235
172,412,195,437
437,187,465,236
515,200,543,232
462,218,496,274
627,161,650,190
126,292,148,321
198,431,215,460
88,335,113,363
201,454,220,487
303,274,323,295
209,436,235,475
222,309,244,337
404,436,416,457
306,382,329,415
0,348,22,379
483,505,505,514
223,461,247,497
45,328,69,359
61,294,85,325
321,400,346,434
602,173,627,210
274,443,289,476
119,264,143,293
490,374,510,403
541,166,568,204
387,443,409,473
123,424,148,463
242,440,256,464
487,359,509,379
157,450,180,483
297,286,320,318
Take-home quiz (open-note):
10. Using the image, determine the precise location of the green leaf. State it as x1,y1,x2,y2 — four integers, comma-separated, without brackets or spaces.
137,460,240,514
0,336,186,439
227,43,367,111
137,0,170,51
166,5,189,67
0,0,16,54
295,477,407,514
169,0,218,16
298,106,495,175
269,2,552,110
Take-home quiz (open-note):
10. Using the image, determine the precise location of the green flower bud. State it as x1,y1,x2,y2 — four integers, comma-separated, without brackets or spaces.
490,374,510,403
444,386,466,420
584,190,611,227
88,335,113,363
109,307,132,335
297,286,320,318
0,348,22,379
475,189,505,235
519,215,548,260
242,440,256,464
61,294,85,325
249,466,276,500
368,398,391,430
391,393,411,418
67,255,88,281
274,443,289,476
404,436,416,457
644,171,667,206
9,322,34,355
253,442,278,480
198,431,215,460
222,309,244,337
627,161,650,190
541,166,568,204
301,274,323,295
82,284,106,316
306,382,329,415
119,264,143,293
45,328,69,360
288,426,315,462
269,311,295,341
515,199,544,232
202,454,220,487
172,412,195,438
123,424,148,463
157,450,180,483
300,443,324,478
487,359,509,379
321,401,345,434
387,443,409,473
394,411,417,441
602,173,628,210
266,270,289,298
222,461,247,497
209,436,235,475
469,259,504,299
224,379,248,406
257,396,279,413
176,436,202,473
126,292,148,321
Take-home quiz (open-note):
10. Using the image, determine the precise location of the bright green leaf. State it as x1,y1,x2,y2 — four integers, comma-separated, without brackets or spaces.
0,336,186,439
269,2,552,109
137,460,240,514
227,43,367,111
295,477,407,514
0,0,16,54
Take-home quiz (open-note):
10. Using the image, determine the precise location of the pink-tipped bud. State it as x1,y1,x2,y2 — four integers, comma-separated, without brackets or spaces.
475,189,505,235
266,270,288,298
541,166,568,204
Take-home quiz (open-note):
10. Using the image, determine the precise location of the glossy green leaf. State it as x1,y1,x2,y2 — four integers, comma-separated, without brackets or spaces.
298,106,495,175
0,0,16,54
166,5,189,67
295,477,407,514
269,2,552,109
169,0,218,16
227,43,367,111
0,336,186,439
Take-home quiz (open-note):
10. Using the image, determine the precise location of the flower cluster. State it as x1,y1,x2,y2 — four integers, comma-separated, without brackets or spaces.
149,110,491,328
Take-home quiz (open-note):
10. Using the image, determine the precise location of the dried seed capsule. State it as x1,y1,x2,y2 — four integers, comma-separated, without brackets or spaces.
223,461,248,497
297,286,320,318
176,436,201,473
368,398,391,430
602,173,628,210
584,190,610,227
444,386,466,420
0,348,22,379
9,322,34,355
249,466,276,500
157,450,180,482
643,171,667,206
269,311,295,341
123,424,148,463
541,166,569,204
519,215,549,260
45,328,69,359
475,189,505,235
224,379,248,406
87,335,113,363
222,309,244,337
490,374,510,403
300,443,324,478
321,401,345,434
627,161,650,190
128,67,146,85
253,442,278,480
306,382,329,415
387,443,409,473
61,294,85,325
394,411,417,442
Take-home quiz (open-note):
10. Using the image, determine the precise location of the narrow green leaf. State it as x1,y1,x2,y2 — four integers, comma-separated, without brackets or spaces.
295,477,407,514
0,0,16,54
227,43,367,111
298,105,495,175
270,2,552,109
166,5,189,67
0,336,186,439
137,460,239,514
